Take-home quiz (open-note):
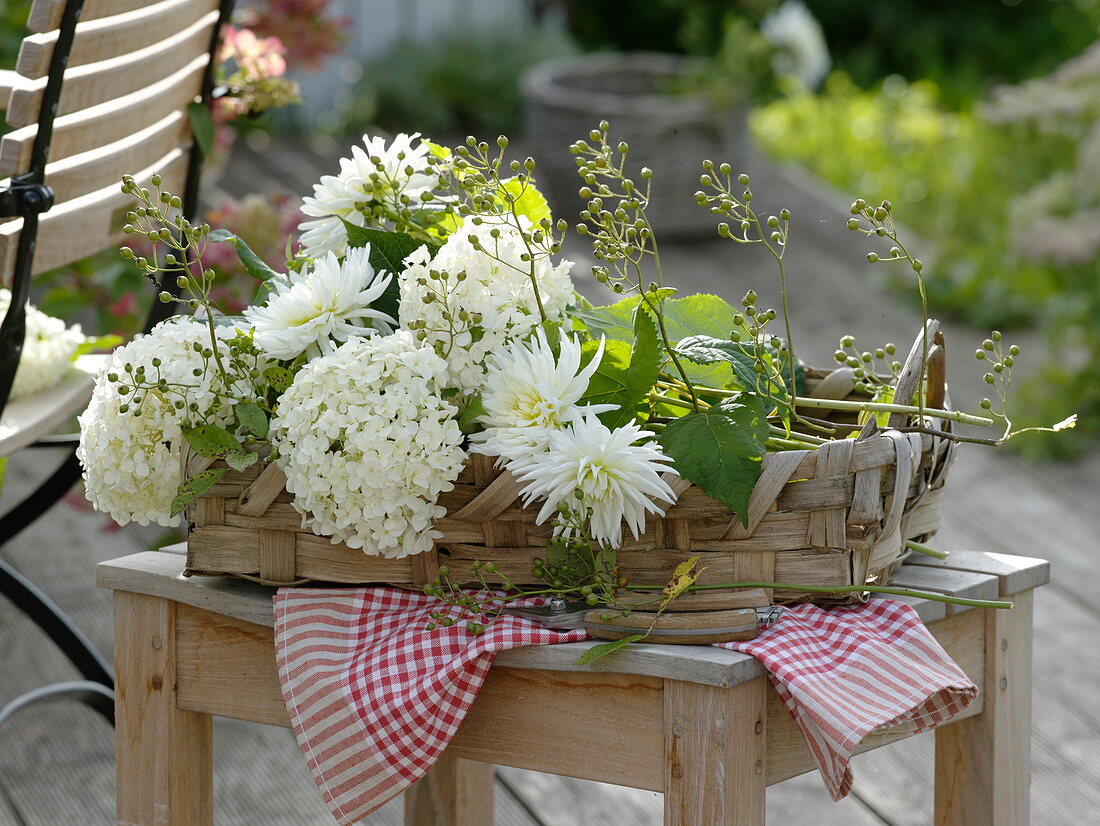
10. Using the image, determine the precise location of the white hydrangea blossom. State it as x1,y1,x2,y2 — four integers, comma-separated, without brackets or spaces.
298,132,440,259
510,414,678,548
399,218,574,394
761,1,831,90
244,245,395,361
470,330,613,465
77,318,246,527
271,331,465,558
0,289,85,400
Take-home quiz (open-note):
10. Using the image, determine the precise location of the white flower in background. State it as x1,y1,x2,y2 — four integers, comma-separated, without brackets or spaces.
297,132,439,259
399,217,575,394
77,318,247,527
471,330,614,464
245,245,395,361
0,289,85,400
511,414,678,548
761,1,831,90
271,331,465,558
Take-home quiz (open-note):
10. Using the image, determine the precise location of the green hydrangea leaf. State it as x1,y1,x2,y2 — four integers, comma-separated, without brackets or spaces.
573,634,647,665
657,394,770,527
170,467,227,515
182,424,242,460
187,101,214,156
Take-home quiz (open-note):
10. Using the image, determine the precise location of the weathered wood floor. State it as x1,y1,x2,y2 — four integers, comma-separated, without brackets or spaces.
0,138,1097,824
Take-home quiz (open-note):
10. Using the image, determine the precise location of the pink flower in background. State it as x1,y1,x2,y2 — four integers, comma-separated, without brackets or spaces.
238,0,349,71
220,25,288,79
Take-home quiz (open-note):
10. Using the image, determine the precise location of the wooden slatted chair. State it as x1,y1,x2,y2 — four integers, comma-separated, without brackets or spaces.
0,0,234,727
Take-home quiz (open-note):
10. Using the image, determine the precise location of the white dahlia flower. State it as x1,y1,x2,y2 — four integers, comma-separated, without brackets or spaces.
761,1,831,90
271,331,465,558
0,289,85,400
511,414,678,548
77,318,248,527
399,218,574,394
297,132,439,259
244,245,395,361
470,330,614,464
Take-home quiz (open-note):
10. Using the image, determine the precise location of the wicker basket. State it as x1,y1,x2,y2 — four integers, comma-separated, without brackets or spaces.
184,327,954,604
521,52,749,238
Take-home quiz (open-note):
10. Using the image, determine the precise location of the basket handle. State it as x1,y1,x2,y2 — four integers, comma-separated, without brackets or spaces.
888,320,946,429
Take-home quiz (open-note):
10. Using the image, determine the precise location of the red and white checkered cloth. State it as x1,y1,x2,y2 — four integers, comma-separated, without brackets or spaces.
720,600,977,800
274,590,976,823
274,588,585,825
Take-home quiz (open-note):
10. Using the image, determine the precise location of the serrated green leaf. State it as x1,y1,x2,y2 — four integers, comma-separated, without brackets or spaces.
207,228,283,283
340,225,438,323
187,101,214,156
676,335,759,390
658,394,770,527
579,339,637,427
183,424,242,459
235,402,269,438
628,304,662,395
574,293,736,344
170,467,227,515
501,176,552,225
573,634,647,665
224,451,259,472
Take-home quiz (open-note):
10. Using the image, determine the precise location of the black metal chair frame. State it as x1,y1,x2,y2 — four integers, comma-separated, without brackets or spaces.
0,0,236,727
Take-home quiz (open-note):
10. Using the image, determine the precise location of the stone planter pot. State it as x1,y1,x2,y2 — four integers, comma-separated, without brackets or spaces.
521,52,749,238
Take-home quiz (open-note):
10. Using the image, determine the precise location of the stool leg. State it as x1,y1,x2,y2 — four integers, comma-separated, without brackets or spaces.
115,592,213,826
403,750,494,826
663,676,768,826
934,590,1033,826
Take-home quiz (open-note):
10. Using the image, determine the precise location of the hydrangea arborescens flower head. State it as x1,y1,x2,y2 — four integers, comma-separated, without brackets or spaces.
399,218,574,394
470,330,613,464
510,414,678,548
298,132,439,258
271,331,465,558
77,318,247,527
0,289,85,400
244,245,395,361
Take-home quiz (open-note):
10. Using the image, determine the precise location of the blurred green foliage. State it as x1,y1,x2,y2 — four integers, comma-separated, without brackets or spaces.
752,72,1097,454
343,26,578,137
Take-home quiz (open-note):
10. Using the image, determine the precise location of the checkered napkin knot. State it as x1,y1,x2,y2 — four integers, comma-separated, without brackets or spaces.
274,590,976,823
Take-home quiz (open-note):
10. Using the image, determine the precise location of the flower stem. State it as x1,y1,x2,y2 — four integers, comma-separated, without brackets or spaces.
906,539,949,559
633,580,1012,610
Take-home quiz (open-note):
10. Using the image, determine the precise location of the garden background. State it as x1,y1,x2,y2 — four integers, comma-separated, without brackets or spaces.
0,0,1098,823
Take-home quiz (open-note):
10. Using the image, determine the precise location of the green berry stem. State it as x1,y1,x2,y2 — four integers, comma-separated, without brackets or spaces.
905,539,949,559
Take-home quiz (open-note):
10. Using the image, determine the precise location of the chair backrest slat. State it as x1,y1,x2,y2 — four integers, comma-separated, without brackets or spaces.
35,111,190,204
0,146,188,283
17,0,219,80
6,10,218,127
0,55,206,177
27,0,152,34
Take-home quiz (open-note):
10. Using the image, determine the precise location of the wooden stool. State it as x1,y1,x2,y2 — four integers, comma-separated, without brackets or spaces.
98,547,1048,825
